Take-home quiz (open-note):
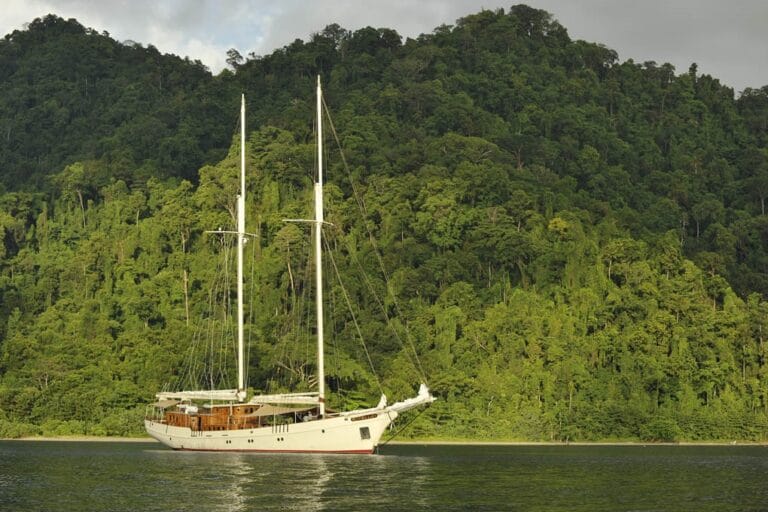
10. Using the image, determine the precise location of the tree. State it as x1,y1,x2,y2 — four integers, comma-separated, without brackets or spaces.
226,48,244,69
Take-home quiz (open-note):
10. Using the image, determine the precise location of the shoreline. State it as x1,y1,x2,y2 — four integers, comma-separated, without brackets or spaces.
5,436,158,443
389,440,768,447
3,436,766,446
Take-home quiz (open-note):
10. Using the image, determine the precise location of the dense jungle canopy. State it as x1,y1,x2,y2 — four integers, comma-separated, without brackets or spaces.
1,6,768,441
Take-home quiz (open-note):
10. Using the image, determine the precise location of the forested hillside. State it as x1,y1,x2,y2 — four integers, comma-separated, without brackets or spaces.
2,6,768,441
0,15,237,189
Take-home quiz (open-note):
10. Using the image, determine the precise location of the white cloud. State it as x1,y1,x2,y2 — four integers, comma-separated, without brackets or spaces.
4,0,58,32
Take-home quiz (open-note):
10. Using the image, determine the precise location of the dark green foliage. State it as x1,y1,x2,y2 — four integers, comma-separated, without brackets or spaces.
0,15,236,190
1,6,768,440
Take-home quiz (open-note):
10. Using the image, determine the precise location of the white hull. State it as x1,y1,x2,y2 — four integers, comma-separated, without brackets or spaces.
145,410,397,454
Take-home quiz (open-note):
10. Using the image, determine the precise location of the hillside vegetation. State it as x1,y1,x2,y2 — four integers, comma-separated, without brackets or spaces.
1,6,768,441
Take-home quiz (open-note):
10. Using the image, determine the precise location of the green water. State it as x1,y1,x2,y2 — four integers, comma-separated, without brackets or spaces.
0,441,766,511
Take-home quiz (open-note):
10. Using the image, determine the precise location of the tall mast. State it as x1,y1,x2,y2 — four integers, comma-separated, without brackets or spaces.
237,94,246,399
315,76,326,417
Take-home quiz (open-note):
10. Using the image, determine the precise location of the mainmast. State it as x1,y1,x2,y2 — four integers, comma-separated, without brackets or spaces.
315,76,326,417
237,94,246,400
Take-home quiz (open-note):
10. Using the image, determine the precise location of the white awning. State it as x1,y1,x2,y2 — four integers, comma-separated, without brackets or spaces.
249,392,320,405
156,389,240,401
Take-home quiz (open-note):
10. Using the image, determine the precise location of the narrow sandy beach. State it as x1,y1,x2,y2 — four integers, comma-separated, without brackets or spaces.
7,436,158,443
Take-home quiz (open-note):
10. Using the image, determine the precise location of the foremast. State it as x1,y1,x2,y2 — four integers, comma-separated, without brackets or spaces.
154,94,248,404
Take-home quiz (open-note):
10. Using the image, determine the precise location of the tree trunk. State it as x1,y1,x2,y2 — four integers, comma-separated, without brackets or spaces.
183,269,190,326
77,189,86,229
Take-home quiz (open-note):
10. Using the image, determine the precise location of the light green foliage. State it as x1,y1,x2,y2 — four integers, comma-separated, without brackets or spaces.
1,6,768,441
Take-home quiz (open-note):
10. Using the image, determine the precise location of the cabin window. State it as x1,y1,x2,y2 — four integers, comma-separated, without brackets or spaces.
359,427,371,440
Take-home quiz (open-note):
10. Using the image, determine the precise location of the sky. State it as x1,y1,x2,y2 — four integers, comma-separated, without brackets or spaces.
3,0,767,95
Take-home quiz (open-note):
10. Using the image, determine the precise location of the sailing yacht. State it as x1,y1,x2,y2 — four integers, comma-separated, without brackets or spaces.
145,78,434,453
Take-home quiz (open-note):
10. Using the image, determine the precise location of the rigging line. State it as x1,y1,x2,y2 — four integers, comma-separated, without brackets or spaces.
320,96,425,382
180,240,222,390
272,239,310,392
325,265,347,410
379,406,430,448
175,308,194,389
268,249,287,393
245,235,258,391
208,261,228,389
323,233,385,397
212,236,235,388
293,246,309,389
321,95,428,384
283,244,300,389
302,248,313,387
210,237,236,390
188,282,212,390
188,303,210,389
216,241,232,388
342,234,424,382
178,268,218,390
180,298,201,389
205,241,223,390
273,283,290,389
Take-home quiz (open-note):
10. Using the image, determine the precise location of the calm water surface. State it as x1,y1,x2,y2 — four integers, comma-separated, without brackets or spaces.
0,441,766,511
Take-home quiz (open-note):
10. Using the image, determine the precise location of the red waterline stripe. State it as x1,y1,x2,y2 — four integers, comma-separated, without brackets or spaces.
173,448,374,454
